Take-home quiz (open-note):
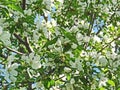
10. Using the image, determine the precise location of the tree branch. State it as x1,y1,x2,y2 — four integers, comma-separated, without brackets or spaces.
22,0,26,10
13,33,33,53
14,33,25,44
98,34,120,53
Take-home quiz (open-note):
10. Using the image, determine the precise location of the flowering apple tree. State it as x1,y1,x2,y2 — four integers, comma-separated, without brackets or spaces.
0,0,120,90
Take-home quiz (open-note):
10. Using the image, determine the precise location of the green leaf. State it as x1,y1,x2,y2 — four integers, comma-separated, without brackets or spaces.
63,43,71,53
99,87,106,90
8,4,22,12
43,78,55,89
43,37,58,48
118,88,120,90
67,74,71,81
107,80,115,86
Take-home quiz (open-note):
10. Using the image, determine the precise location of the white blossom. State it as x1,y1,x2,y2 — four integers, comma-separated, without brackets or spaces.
65,51,74,58
71,43,77,49
33,30,40,42
23,22,28,27
5,63,19,82
56,0,64,3
80,50,87,57
0,26,3,35
42,0,54,10
70,78,75,84
69,58,83,71
70,26,79,33
93,35,101,43
20,87,27,90
65,83,74,90
83,35,90,42
76,32,83,41
24,9,32,16
86,62,90,66
14,16,19,22
0,31,11,46
22,53,41,70
51,19,57,27
98,56,108,66
64,67,71,73
99,77,108,87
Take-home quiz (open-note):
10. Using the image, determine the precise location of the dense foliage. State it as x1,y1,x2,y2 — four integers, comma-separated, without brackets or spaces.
0,0,120,90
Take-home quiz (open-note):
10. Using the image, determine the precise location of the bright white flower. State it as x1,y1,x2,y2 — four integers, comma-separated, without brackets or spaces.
7,55,15,64
71,43,77,49
42,0,53,10
70,78,75,84
51,19,57,27
24,9,32,16
70,25,79,33
56,39,62,46
20,87,27,90
103,35,111,43
29,52,34,60
59,74,66,81
86,62,90,66
98,56,108,66
0,18,5,26
3,22,9,28
10,76,17,82
57,0,64,3
80,50,87,57
81,20,85,25
23,22,28,27
46,21,52,28
33,30,40,42
0,31,11,46
65,51,74,58
31,60,41,70
76,32,83,41
23,53,42,70
93,35,101,43
5,63,19,82
0,26,3,35
32,82,44,89
65,83,74,90
43,27,49,38
89,51,99,59
62,38,70,44
55,47,62,52
55,28,61,36
99,77,108,87
111,53,117,60
64,67,71,73
83,35,90,42
69,58,83,71
14,16,19,22
117,21,120,26
48,44,54,49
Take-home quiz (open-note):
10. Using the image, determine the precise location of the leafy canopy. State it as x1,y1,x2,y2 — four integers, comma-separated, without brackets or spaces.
0,0,120,90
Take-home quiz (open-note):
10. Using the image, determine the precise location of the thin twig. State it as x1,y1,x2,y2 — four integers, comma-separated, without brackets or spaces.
14,33,33,53
5,46,24,55
24,37,33,53
22,0,26,10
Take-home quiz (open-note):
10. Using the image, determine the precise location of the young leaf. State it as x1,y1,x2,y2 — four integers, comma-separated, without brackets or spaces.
43,37,58,48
